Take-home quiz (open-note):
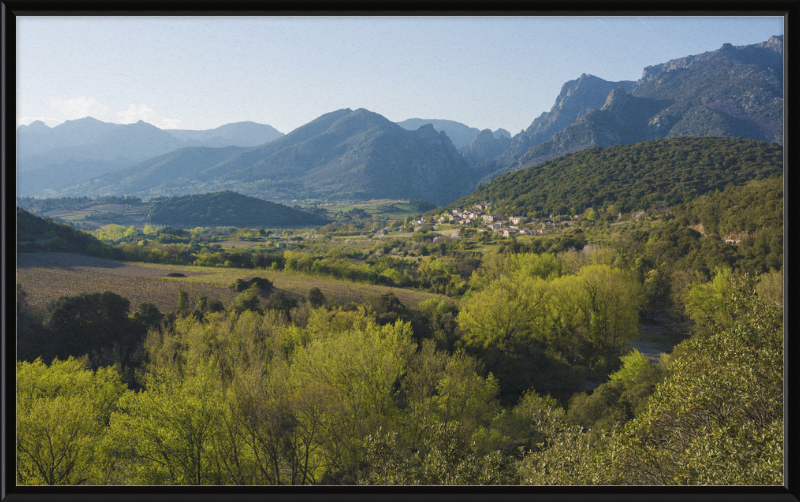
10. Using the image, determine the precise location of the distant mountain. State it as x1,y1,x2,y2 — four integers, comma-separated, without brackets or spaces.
145,191,328,228
481,36,784,184
437,137,783,219
493,129,511,139
458,129,512,167
48,108,477,206
164,121,284,147
475,74,637,178
17,117,122,160
396,118,483,149
17,118,284,196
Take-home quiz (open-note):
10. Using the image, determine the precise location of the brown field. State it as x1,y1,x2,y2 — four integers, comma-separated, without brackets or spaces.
216,240,267,248
44,203,150,229
16,267,239,315
16,253,450,316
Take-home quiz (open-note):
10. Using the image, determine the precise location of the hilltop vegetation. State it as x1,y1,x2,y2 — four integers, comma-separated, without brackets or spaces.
443,137,781,218
145,191,329,228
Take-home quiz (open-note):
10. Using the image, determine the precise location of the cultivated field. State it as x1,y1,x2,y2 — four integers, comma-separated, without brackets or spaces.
17,252,449,316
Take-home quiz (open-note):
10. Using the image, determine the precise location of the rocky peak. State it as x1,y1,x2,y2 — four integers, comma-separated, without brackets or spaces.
600,87,633,113
755,35,783,53
638,36,783,86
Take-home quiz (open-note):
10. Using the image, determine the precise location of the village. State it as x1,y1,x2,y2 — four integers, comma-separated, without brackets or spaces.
406,201,576,238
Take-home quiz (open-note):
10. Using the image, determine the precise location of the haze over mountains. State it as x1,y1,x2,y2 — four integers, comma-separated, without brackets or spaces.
44,108,478,206
19,35,783,208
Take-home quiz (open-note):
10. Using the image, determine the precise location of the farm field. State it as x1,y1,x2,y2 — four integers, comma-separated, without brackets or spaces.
17,252,448,316
43,202,150,229
17,265,238,316
125,261,449,308
322,199,420,219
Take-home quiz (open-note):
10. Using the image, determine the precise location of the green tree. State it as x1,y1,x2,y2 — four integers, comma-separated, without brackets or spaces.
43,291,138,368
457,275,552,351
16,357,128,485
106,358,229,484
307,287,325,308
177,290,190,317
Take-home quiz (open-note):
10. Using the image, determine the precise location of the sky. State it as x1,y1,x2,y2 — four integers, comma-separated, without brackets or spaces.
16,16,783,135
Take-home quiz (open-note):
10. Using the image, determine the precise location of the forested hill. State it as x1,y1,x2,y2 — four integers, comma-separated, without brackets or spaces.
17,208,112,255
433,137,782,217
145,191,329,228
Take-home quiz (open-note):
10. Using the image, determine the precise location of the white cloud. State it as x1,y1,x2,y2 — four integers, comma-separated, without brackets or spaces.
158,117,182,129
117,103,181,129
50,96,110,121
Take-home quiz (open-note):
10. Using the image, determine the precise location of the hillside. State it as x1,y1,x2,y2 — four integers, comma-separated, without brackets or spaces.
48,146,251,198
16,207,112,255
436,137,782,217
480,36,783,183
145,191,329,228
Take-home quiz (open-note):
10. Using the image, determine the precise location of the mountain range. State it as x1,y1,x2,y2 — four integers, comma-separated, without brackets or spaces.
16,119,285,196
44,108,478,206
19,35,783,208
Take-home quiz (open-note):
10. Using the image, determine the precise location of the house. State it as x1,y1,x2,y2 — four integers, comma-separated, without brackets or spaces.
482,215,496,224
510,216,526,225
501,229,518,237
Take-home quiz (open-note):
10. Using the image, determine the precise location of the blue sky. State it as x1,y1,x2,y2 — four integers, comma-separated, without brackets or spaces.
16,16,783,134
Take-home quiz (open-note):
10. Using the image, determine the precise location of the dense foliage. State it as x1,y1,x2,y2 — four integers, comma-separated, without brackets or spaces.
440,137,781,218
16,270,782,485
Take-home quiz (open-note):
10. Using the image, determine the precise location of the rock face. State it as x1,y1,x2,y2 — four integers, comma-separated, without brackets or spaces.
458,129,512,167
479,36,784,185
474,74,636,178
